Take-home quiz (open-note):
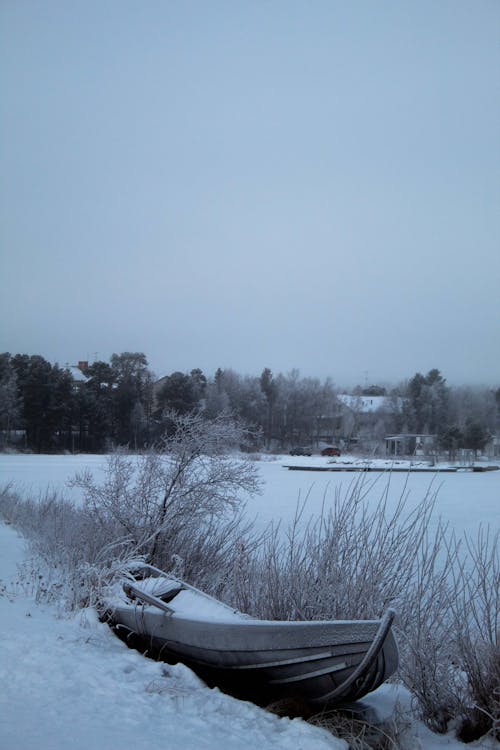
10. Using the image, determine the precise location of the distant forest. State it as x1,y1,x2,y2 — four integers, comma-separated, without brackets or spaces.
0,351,498,455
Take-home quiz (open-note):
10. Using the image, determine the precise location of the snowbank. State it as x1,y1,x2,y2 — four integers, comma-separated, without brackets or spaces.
0,522,342,750
2,523,498,750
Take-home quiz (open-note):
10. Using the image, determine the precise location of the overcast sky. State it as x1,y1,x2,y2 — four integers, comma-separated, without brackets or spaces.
1,1,498,387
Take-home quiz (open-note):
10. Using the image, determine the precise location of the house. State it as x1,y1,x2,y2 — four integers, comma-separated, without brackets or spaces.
385,434,436,457
66,362,90,391
486,435,500,458
308,414,343,446
337,394,393,413
336,394,404,451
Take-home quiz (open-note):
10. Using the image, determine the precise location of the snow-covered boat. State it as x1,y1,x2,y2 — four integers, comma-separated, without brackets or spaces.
101,564,399,707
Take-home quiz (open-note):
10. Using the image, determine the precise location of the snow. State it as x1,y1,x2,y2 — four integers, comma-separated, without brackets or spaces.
66,365,89,383
0,453,107,499
337,394,394,412
119,576,251,622
1,453,499,538
251,455,500,539
0,523,342,750
1,453,499,749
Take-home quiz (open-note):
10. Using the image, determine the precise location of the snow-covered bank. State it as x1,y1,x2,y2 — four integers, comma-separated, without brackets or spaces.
2,521,498,750
1,452,499,749
0,522,342,750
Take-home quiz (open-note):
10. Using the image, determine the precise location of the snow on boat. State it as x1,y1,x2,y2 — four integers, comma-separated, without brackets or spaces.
101,564,399,707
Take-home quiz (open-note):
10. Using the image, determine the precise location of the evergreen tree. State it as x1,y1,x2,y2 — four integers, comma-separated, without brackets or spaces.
438,426,464,460
80,360,116,450
0,353,20,444
156,371,198,415
463,421,490,457
110,352,153,445
10,354,74,451
190,368,207,401
405,369,450,434
260,368,278,447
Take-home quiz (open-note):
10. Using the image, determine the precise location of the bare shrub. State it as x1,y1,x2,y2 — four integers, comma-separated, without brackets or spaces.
397,524,499,741
218,473,498,741
0,484,123,609
396,525,465,733
69,411,261,570
0,413,263,609
225,474,443,622
307,703,419,750
451,528,500,741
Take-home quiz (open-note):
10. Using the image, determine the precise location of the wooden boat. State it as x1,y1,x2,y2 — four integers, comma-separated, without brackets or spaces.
101,564,399,707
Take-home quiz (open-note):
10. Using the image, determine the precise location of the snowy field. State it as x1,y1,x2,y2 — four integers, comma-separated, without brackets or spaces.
0,453,499,750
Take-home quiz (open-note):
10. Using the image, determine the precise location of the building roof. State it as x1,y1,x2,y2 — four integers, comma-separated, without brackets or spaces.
385,434,435,440
337,394,398,413
67,365,89,383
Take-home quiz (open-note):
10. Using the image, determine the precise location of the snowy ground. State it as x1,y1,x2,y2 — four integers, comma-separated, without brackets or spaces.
3,522,499,750
0,522,341,750
0,453,499,749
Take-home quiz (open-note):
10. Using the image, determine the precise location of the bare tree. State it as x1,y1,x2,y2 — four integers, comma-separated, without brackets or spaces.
70,411,262,572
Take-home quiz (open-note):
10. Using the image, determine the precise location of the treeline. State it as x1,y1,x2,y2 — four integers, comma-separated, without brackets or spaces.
0,352,498,454
403,369,497,458
0,352,155,452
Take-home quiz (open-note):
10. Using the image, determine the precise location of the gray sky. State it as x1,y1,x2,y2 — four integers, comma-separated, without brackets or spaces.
1,1,499,387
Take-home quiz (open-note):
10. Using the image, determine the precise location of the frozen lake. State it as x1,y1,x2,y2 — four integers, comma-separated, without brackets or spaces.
0,453,498,538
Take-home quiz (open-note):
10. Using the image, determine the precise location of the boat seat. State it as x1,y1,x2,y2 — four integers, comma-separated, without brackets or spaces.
156,583,184,603
127,576,184,604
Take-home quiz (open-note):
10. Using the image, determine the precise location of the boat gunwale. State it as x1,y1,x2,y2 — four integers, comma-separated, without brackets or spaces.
120,565,388,627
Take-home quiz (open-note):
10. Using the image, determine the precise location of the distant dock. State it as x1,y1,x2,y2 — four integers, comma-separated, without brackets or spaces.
284,464,499,474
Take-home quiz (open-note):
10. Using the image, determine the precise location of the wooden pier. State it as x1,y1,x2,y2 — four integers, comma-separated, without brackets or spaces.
284,464,499,474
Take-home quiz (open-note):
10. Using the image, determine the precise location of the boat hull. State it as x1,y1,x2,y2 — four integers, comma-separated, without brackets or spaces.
102,581,398,706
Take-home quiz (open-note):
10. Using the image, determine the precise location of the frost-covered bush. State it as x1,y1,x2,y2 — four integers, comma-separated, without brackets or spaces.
0,413,263,608
216,474,498,742
450,529,499,741
0,485,120,609
222,474,442,622
69,411,262,576
399,525,499,741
